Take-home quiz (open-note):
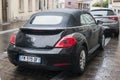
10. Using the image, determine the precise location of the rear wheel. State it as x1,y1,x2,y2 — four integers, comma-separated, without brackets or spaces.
73,46,87,74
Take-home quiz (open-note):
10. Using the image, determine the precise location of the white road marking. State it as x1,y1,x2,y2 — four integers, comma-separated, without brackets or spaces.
50,71,69,80
0,28,18,34
0,52,8,59
105,38,111,46
3,52,7,54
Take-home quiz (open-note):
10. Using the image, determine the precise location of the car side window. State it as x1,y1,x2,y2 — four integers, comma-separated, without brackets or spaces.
107,10,115,15
80,15,87,25
80,14,96,25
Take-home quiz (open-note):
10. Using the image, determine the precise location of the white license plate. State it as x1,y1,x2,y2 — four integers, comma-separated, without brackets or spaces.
19,55,41,63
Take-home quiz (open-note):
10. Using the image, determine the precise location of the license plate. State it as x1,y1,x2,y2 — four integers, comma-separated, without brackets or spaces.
19,55,41,63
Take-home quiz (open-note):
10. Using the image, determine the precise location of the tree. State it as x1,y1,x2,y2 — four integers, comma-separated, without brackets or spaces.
102,0,108,7
92,0,108,8
92,2,101,7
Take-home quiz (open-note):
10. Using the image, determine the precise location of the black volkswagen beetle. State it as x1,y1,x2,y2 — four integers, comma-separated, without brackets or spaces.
7,9,105,74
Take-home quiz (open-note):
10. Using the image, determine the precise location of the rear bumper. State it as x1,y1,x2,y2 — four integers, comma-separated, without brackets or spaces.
103,23,119,35
7,44,75,71
104,27,119,35
104,28,119,34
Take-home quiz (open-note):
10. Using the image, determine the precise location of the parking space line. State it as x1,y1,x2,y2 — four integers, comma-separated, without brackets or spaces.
105,38,111,46
0,52,8,59
0,28,18,34
50,71,69,80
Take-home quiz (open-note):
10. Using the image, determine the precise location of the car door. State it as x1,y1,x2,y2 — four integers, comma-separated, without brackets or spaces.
80,13,100,50
80,13,93,50
83,13,100,48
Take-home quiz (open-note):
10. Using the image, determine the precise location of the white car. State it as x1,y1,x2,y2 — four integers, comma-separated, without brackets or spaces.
90,8,119,37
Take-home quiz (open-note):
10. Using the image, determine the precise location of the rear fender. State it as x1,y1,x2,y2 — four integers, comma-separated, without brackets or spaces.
70,33,88,68
62,32,88,52
71,33,88,52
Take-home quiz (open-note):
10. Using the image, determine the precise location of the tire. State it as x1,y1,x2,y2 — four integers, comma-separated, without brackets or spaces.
99,34,105,50
73,46,87,74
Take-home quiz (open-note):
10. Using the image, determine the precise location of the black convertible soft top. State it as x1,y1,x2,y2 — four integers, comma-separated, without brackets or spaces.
35,8,86,19
24,9,89,27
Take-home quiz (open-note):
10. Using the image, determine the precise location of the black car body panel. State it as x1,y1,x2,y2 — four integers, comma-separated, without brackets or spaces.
7,9,104,71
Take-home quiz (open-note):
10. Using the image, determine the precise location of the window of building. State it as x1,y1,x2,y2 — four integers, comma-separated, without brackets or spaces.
28,0,32,12
19,0,24,13
68,2,71,5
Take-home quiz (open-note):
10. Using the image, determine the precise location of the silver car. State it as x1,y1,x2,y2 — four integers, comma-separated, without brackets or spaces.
90,8,119,37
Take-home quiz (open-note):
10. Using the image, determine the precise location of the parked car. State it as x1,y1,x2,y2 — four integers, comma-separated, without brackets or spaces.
7,9,105,74
90,8,119,37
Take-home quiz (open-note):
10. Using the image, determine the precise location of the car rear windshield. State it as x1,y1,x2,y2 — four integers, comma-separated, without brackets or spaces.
90,9,115,16
31,15,63,25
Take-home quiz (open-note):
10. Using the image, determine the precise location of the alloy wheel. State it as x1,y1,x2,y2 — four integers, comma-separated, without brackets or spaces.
102,34,105,47
79,50,86,70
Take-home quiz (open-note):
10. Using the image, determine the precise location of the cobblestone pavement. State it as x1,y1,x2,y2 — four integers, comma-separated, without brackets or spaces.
0,59,62,80
0,37,119,80
66,37,120,80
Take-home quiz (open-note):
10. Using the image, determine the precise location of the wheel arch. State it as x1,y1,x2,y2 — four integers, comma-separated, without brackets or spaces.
82,42,88,53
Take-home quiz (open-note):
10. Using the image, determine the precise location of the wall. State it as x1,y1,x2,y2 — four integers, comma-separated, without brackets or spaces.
0,0,56,23
48,0,54,9
49,0,56,9
112,1,120,16
41,0,57,10
58,0,65,8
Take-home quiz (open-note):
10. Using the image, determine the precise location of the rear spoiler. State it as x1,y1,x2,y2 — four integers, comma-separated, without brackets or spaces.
20,26,84,30
20,27,66,31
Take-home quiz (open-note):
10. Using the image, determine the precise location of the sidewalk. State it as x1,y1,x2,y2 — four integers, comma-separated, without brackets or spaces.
0,21,26,54
0,21,26,31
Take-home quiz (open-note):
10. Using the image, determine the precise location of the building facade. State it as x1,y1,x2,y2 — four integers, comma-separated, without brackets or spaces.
41,0,57,10
0,0,42,24
65,0,91,10
111,0,120,16
58,0,65,8
0,0,57,24
65,0,78,9
108,0,120,16
78,0,91,10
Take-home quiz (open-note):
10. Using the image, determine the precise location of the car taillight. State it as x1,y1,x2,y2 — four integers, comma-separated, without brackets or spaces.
108,17,118,21
55,37,76,48
9,34,16,44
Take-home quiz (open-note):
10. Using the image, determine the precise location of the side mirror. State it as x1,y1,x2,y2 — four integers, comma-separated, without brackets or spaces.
96,20,103,25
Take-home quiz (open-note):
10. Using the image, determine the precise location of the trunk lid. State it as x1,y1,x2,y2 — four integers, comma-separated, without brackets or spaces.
94,15,118,23
16,27,64,49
